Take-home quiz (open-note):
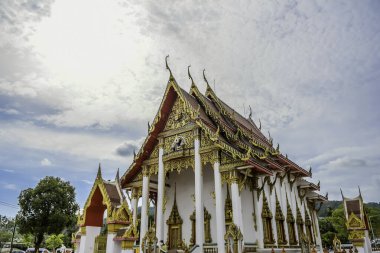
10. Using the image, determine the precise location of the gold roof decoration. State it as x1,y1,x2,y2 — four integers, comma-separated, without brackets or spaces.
108,200,132,224
122,59,316,186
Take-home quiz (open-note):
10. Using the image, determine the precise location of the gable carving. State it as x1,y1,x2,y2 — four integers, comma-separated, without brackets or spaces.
164,98,191,131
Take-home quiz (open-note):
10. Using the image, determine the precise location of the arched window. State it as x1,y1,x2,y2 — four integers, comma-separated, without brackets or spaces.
305,210,314,244
275,196,287,246
262,193,275,246
296,204,305,240
286,198,297,246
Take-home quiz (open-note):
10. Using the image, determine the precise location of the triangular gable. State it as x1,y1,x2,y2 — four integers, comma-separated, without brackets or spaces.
121,76,210,186
80,165,123,227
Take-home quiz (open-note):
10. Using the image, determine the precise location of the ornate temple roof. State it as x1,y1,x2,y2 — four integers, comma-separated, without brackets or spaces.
121,58,312,186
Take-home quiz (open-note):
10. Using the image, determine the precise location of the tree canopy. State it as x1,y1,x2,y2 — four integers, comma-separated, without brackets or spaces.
17,176,79,251
45,234,64,253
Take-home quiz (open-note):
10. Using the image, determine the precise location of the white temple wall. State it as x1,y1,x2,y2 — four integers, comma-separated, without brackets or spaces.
202,165,217,244
265,182,278,246
241,186,255,243
163,168,195,245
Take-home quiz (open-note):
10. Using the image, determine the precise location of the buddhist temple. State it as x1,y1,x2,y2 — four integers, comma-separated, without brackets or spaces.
75,57,328,253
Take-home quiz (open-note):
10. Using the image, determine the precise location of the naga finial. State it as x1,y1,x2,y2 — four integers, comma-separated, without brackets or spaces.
165,55,173,80
188,65,194,84
203,69,211,89
259,119,262,130
148,121,150,133
248,105,252,119
309,166,312,177
133,149,136,160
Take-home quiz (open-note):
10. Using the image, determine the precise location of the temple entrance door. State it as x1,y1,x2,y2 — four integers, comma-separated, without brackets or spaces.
166,185,183,250
169,225,180,249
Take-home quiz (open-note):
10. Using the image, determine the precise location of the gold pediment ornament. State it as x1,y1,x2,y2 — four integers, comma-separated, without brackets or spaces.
164,98,191,132
108,201,132,224
346,212,365,229
348,230,365,241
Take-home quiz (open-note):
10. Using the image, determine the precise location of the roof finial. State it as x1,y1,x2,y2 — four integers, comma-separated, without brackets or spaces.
358,185,362,198
165,55,173,80
340,188,344,199
148,121,150,133
309,166,312,177
115,168,120,181
97,163,102,179
203,69,211,89
248,105,252,119
188,65,194,84
259,119,262,130
133,149,136,160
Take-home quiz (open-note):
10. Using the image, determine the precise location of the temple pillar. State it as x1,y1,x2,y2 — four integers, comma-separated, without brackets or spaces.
230,171,243,253
78,226,101,253
131,188,138,226
213,152,226,253
156,140,165,241
312,209,323,252
140,170,150,249
194,129,204,251
253,188,264,248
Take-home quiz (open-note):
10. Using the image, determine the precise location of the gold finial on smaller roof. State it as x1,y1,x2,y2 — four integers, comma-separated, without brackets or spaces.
97,163,102,179
165,55,174,80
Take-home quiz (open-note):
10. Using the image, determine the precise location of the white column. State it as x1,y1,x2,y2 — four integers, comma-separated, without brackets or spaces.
156,144,165,241
254,189,264,249
313,209,323,253
156,143,165,241
78,233,86,253
214,157,226,253
231,175,244,253
80,226,101,253
131,195,138,226
106,232,118,253
194,130,204,251
140,172,150,249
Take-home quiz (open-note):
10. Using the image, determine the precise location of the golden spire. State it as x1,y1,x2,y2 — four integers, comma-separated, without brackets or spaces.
96,163,102,180
165,55,174,80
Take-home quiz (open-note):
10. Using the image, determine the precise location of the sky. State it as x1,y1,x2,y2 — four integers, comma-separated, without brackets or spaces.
0,0,379,217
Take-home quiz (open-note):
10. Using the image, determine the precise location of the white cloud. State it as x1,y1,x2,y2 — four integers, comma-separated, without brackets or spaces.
2,183,17,190
2,169,15,173
40,158,52,166
81,179,93,185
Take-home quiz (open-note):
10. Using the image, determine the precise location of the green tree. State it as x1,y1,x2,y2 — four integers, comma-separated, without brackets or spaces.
45,234,64,253
17,176,79,252
0,216,15,249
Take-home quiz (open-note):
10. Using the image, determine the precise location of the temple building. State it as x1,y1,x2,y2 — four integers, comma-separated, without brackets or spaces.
75,58,327,253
